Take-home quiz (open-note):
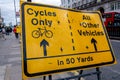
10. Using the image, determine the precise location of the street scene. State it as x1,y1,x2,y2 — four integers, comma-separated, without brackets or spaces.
0,0,120,80
0,33,120,80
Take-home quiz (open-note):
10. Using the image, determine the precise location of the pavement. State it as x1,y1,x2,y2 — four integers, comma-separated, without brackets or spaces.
0,33,21,80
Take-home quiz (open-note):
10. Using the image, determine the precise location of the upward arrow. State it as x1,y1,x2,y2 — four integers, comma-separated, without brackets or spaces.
40,39,49,56
91,38,97,52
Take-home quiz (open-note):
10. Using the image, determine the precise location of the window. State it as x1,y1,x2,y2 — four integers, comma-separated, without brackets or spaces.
115,13,120,20
114,2,117,10
103,14,112,18
61,0,65,5
118,2,120,9
110,1,120,10
68,0,70,4
83,0,86,4
113,22,120,27
64,0,65,4
78,1,81,6
86,0,88,4
110,3,114,10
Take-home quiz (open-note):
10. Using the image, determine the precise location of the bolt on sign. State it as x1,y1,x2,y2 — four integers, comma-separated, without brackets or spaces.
21,2,116,78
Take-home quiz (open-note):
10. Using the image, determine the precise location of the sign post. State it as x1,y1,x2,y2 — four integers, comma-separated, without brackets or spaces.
21,2,116,79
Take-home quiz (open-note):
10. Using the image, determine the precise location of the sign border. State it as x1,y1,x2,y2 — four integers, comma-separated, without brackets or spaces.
21,2,115,77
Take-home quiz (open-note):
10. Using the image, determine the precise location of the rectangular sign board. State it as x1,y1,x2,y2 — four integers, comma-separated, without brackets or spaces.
21,2,116,78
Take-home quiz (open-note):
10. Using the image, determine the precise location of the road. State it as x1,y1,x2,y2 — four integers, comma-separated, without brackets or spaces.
0,33,120,80
83,40,120,80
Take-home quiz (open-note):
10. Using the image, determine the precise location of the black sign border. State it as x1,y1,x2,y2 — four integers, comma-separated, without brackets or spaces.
21,2,115,77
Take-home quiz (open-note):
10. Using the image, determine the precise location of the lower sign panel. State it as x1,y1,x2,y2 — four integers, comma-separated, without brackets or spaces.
24,50,115,77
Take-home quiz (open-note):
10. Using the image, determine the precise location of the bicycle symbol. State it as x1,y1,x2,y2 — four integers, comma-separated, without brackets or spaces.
32,27,53,38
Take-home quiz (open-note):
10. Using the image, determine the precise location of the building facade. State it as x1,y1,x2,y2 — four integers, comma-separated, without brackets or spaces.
60,0,120,13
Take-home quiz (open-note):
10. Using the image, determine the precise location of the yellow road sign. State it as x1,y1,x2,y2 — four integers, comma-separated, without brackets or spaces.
21,2,116,77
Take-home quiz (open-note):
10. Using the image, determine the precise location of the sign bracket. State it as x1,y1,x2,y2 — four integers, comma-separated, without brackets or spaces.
77,67,101,80
43,75,52,80
43,68,101,80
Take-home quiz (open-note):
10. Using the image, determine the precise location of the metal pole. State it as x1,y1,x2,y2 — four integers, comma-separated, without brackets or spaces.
49,75,52,80
78,70,83,80
13,0,17,25
0,8,1,18
43,76,46,80
96,67,101,80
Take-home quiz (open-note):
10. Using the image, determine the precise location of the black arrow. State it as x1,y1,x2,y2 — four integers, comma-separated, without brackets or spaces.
40,39,49,56
91,38,97,52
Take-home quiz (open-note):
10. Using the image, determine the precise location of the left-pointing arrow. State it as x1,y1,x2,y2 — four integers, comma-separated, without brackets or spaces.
40,39,49,56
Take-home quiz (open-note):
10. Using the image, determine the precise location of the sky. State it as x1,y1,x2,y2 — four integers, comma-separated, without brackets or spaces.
0,0,61,26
